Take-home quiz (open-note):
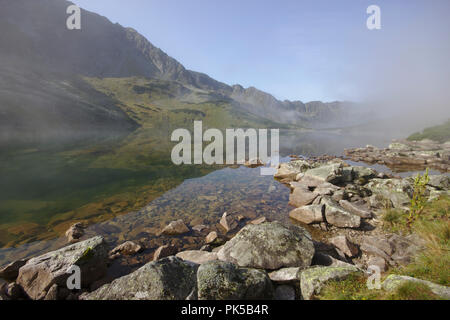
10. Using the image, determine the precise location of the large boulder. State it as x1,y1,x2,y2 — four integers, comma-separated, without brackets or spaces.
303,163,343,184
321,197,361,228
300,266,361,300
82,256,197,300
366,179,413,209
289,205,324,224
197,260,273,300
275,160,312,180
217,222,315,270
17,236,109,300
427,175,450,190
289,187,319,208
339,200,372,218
176,251,218,264
382,275,450,299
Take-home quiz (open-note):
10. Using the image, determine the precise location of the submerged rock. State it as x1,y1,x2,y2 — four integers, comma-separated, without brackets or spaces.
17,236,109,300
197,260,273,300
219,212,238,233
217,222,314,270
159,220,190,236
82,256,197,300
65,223,85,243
109,241,142,258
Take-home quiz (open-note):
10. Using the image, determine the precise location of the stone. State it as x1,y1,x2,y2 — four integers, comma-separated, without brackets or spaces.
159,220,190,236
6,282,22,300
329,236,359,258
339,200,372,218
300,266,361,300
0,259,27,281
289,187,319,208
275,160,312,180
303,163,343,184
331,189,346,202
352,166,377,183
65,222,85,243
219,212,238,233
311,253,355,268
367,256,387,272
205,231,225,246
109,241,142,258
82,257,197,300
200,245,212,252
153,245,178,261
197,260,273,300
44,284,58,300
268,267,301,284
250,216,267,225
322,197,361,228
176,251,218,264
382,275,450,299
289,205,324,224
274,285,296,300
361,236,394,256
217,222,314,270
17,236,109,300
366,179,413,209
388,234,423,265
427,175,450,190
192,225,207,232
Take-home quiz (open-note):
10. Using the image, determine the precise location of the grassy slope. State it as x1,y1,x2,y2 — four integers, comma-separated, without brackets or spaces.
318,196,449,300
407,120,450,143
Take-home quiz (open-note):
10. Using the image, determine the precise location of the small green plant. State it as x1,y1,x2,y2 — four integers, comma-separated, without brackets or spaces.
408,168,430,229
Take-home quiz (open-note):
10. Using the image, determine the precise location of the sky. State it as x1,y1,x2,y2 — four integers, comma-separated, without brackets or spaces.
71,0,450,110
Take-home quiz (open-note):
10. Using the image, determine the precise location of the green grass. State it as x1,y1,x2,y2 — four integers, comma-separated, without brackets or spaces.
319,196,449,300
407,120,450,143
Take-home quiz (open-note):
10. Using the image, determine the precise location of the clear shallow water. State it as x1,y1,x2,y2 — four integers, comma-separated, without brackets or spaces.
0,129,439,265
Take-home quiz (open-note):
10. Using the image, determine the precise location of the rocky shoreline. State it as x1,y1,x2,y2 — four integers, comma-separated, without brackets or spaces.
1,140,450,300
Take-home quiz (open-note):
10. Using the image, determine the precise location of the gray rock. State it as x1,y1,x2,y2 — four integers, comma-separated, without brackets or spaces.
361,235,394,256
300,266,361,300
274,285,296,300
289,187,319,208
322,197,361,228
176,250,218,264
339,200,372,218
268,267,301,284
289,205,324,224
219,212,238,233
303,163,343,184
44,284,58,300
275,160,312,180
159,220,190,236
82,256,197,300
6,282,22,300
65,223,85,243
197,260,273,300
366,179,413,209
0,259,27,281
367,256,387,272
427,175,450,190
153,245,178,261
109,241,142,257
329,236,359,258
382,275,450,299
217,222,314,270
17,236,108,300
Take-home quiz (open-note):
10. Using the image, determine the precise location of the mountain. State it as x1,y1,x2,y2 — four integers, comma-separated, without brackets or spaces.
0,0,363,147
